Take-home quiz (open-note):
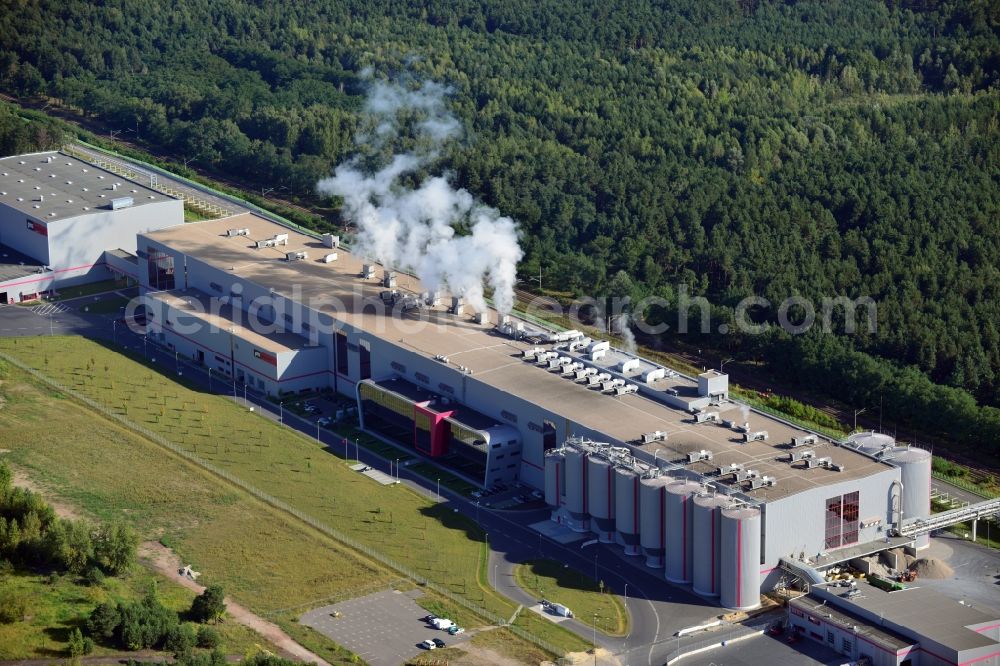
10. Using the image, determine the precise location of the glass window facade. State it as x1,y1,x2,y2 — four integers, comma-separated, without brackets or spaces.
824,490,861,550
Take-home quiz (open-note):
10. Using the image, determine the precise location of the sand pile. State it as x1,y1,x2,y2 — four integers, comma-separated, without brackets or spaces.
910,557,954,579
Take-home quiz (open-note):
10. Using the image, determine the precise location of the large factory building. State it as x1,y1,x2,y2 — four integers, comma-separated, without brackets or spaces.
136,211,934,609
0,151,182,302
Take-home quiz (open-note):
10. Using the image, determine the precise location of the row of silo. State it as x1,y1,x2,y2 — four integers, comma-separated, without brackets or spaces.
543,442,763,610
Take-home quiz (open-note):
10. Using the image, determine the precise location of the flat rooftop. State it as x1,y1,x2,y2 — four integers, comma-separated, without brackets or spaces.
143,213,892,500
0,151,167,223
0,242,46,284
816,581,1000,652
791,593,913,652
147,288,318,355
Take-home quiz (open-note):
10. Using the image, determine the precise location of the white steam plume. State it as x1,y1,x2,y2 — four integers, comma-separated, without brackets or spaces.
317,77,522,314
613,313,637,354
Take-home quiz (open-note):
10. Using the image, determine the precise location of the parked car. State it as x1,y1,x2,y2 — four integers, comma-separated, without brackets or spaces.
432,638,446,648
420,614,437,623
317,416,332,427
418,639,436,650
447,626,465,635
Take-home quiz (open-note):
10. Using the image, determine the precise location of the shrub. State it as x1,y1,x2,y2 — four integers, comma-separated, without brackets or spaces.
165,624,195,660
0,589,29,623
196,625,220,649
189,585,225,623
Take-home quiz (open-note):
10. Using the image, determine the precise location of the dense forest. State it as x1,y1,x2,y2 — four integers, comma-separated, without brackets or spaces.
1,1,998,449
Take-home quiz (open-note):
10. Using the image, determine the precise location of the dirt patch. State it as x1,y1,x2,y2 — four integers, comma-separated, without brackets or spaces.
138,541,332,666
426,641,527,666
910,557,955,579
11,467,84,521
548,648,620,665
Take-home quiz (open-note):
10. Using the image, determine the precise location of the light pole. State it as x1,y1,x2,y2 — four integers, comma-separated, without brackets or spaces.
720,357,734,372
316,420,320,442
175,350,179,373
476,500,480,524
354,438,359,462
208,367,212,391
143,334,147,359
49,312,54,336
592,613,598,661
854,407,867,431
395,458,400,481
494,564,498,590
243,382,248,407
623,583,629,663
437,478,441,500
112,319,117,345
279,401,283,425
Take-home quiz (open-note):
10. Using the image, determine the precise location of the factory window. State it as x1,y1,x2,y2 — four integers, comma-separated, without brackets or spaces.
825,496,843,550
841,638,852,654
283,313,293,324
415,372,429,384
842,491,860,545
501,410,518,423
492,443,501,449
359,345,371,380
496,454,505,460
438,382,454,394
210,282,223,293
302,321,310,332
335,332,348,374
391,361,406,373
507,463,517,469
826,631,834,644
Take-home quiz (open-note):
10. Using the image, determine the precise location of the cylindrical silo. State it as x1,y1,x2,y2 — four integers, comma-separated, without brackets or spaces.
720,507,761,611
614,466,641,556
692,494,730,597
563,448,590,533
639,475,671,568
894,447,932,549
664,480,702,583
848,431,896,455
587,456,616,543
544,450,565,522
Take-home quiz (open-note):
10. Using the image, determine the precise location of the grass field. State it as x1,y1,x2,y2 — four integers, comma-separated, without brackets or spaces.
514,560,628,636
0,337,591,654
78,294,131,315
51,278,130,302
0,567,272,659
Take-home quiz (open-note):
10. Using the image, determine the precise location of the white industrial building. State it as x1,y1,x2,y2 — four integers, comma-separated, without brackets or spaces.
132,211,950,615
0,151,181,302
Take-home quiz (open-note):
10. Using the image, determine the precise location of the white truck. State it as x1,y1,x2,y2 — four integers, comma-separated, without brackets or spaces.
430,617,454,630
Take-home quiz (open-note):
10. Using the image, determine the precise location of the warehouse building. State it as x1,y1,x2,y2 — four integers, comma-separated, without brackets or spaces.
788,581,1000,665
0,150,181,303
136,212,935,608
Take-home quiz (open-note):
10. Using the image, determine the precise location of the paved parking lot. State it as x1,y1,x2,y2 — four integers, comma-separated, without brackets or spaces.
299,589,471,665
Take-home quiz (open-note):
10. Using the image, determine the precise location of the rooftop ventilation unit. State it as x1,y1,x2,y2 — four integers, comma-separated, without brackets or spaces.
533,351,557,365
788,450,816,463
322,252,338,263
642,431,668,444
273,233,289,245
110,196,134,210
574,367,597,381
423,290,442,307
476,311,490,326
743,430,769,442
717,463,744,476
600,378,625,392
587,373,611,387
805,456,833,470
560,362,583,376
226,228,250,237
522,347,545,360
434,354,449,363
568,338,589,352
380,289,399,304
695,411,720,424
285,251,307,261
590,349,607,362
361,264,375,279
686,450,713,463
791,435,817,448
642,368,666,383
322,234,340,248
618,358,640,374
382,271,397,288
749,476,777,490
613,384,638,396
449,296,464,315
399,295,423,311
547,356,571,370
587,340,610,355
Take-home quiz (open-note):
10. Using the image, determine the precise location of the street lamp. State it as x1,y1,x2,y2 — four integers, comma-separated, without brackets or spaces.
437,478,441,500
143,334,147,359
854,407,867,431
112,319,117,345
395,458,400,481
494,564,498,589
279,401,283,425
316,420,321,442
354,438,359,462
720,357,734,372
592,613,598,661
174,350,179,373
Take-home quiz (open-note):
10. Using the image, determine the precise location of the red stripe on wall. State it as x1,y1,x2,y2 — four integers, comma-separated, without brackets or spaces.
736,520,742,608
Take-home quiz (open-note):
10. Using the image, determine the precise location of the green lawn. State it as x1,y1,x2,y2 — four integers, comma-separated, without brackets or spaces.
0,337,590,655
78,294,131,315
0,567,272,659
50,278,130,301
514,560,629,636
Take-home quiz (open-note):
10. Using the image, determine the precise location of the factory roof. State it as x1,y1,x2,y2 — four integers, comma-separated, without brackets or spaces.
0,242,46,285
142,213,893,501
813,581,1000,653
146,288,318,355
790,593,914,652
0,151,167,223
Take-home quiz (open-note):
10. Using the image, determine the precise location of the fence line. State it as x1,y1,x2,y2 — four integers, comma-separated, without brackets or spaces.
0,350,567,658
932,471,998,499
